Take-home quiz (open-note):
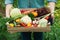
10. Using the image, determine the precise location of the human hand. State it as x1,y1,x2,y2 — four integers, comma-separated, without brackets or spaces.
6,4,13,18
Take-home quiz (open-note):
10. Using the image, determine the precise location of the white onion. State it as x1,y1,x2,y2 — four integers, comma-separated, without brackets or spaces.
38,18,48,27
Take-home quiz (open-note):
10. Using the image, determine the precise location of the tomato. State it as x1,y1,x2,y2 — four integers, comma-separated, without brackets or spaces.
45,16,49,20
20,10,28,13
33,23,37,27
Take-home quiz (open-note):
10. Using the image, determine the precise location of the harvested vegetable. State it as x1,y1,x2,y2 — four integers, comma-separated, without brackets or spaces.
9,23,14,28
20,15,32,24
15,19,21,23
38,18,48,27
10,8,24,19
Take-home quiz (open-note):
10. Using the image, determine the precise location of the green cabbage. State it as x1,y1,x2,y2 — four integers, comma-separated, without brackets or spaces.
20,15,32,24
10,8,23,19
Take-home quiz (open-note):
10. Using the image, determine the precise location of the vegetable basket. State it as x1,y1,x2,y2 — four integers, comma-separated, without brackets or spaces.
7,8,52,33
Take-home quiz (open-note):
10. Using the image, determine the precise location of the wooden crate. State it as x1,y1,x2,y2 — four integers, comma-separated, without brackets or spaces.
7,8,51,33
7,25,51,33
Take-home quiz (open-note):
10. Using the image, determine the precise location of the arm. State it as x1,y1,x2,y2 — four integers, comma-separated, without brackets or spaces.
47,0,56,17
5,0,13,18
6,4,13,18
48,2,55,13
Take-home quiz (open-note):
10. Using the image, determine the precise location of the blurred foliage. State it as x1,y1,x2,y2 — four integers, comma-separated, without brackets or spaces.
0,15,21,40
0,0,60,40
44,9,60,40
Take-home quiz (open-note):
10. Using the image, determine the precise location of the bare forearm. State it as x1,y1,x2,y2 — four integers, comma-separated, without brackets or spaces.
6,4,13,18
48,2,55,13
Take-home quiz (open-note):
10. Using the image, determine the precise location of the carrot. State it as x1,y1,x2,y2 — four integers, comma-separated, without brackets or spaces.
20,23,27,27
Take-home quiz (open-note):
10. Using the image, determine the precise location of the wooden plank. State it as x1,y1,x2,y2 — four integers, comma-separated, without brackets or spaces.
7,25,51,33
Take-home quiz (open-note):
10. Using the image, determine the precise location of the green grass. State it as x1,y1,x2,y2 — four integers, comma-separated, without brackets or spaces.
43,9,60,40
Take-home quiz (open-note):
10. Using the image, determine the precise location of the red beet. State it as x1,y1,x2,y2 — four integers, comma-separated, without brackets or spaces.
20,10,28,13
36,7,50,17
